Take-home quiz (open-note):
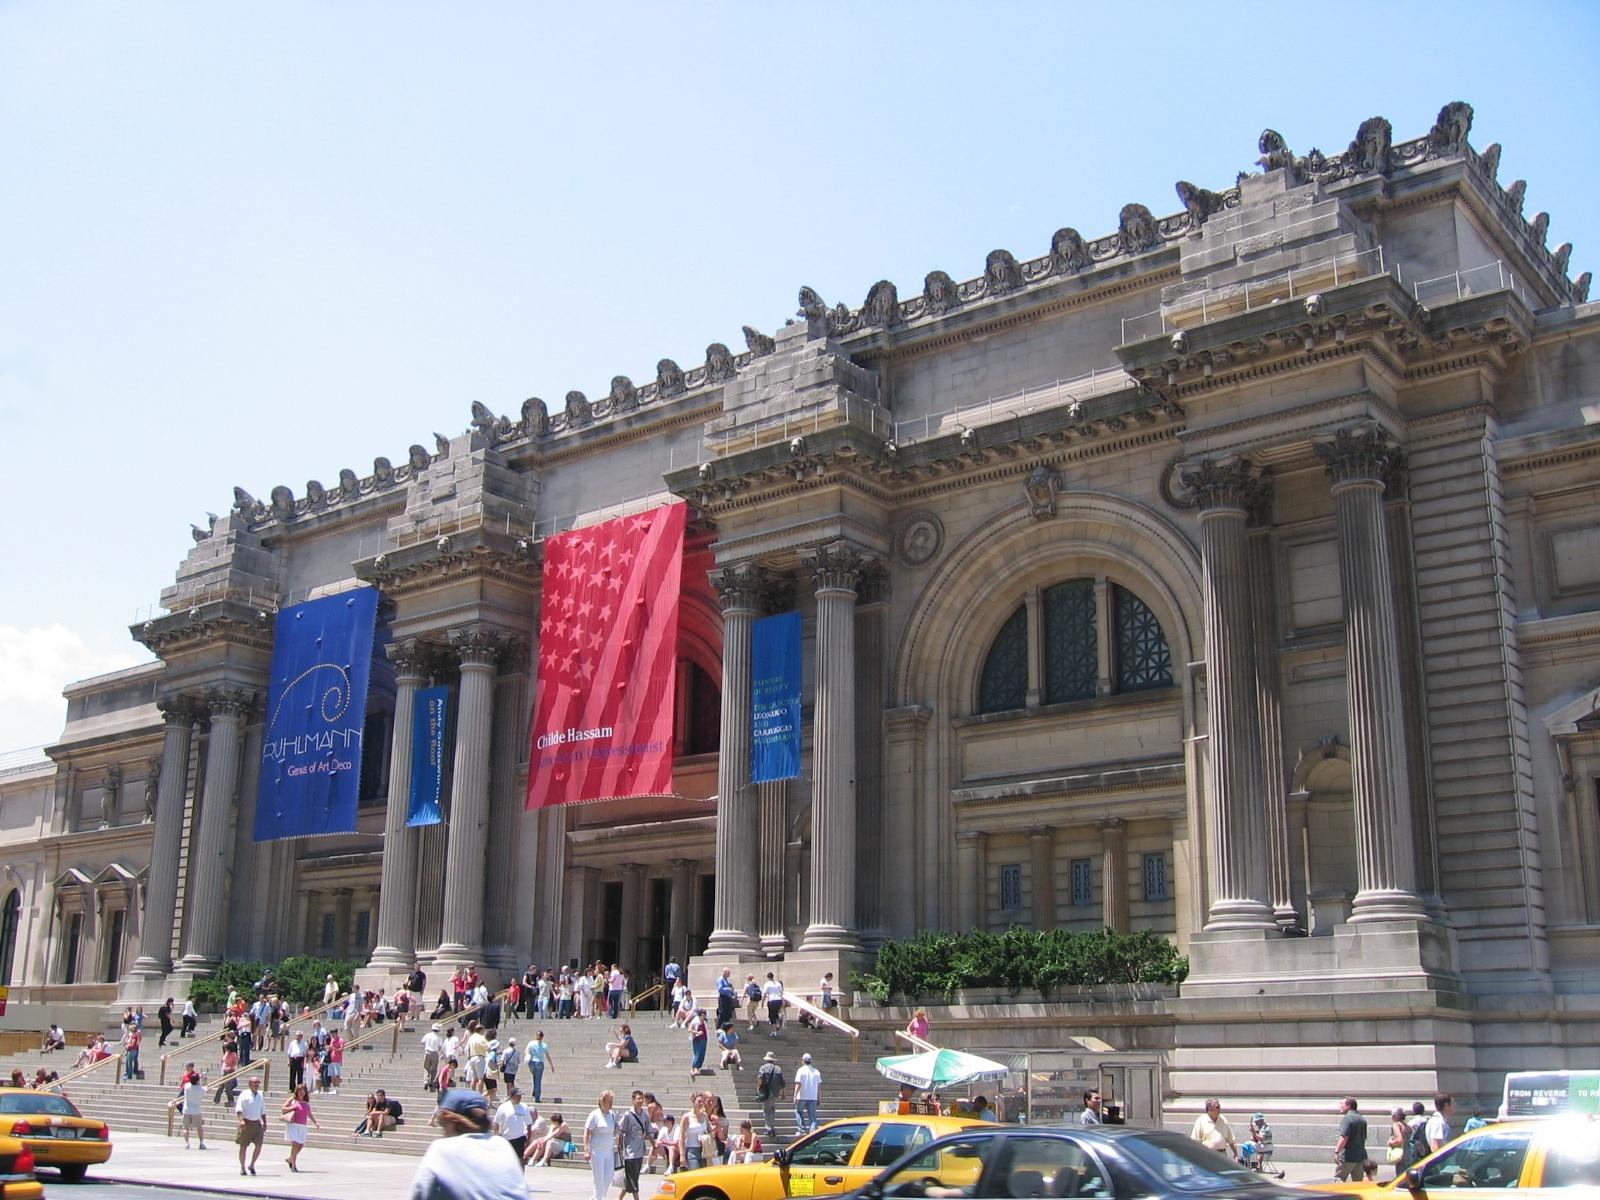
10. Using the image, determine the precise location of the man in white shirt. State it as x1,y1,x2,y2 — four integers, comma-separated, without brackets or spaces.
421,1023,445,1091
1080,1090,1103,1126
1190,1099,1237,1157
235,1076,266,1175
762,973,785,1036
286,1031,308,1092
494,1086,535,1166
1426,1094,1454,1153
179,1074,207,1150
793,1053,822,1133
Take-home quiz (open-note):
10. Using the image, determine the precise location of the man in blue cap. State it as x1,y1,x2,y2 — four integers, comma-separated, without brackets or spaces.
409,1088,525,1200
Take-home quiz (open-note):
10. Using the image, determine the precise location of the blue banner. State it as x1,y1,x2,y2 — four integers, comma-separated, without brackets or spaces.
254,589,379,841
407,686,449,827
751,610,802,784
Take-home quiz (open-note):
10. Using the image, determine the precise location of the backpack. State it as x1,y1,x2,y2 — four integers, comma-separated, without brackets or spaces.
757,1063,784,1100
1409,1117,1431,1162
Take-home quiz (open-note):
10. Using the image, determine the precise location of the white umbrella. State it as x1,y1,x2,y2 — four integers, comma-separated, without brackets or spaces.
875,1047,1012,1090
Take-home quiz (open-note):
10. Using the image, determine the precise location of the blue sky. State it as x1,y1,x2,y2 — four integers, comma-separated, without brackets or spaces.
2,0,1597,749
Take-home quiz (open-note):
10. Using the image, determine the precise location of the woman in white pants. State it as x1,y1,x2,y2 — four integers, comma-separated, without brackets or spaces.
584,1089,617,1200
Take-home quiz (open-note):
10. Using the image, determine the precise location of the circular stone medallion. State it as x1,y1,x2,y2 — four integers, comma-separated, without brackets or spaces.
896,512,944,567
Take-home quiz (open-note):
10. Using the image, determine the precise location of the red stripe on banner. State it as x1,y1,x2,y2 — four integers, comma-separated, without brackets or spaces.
524,502,685,809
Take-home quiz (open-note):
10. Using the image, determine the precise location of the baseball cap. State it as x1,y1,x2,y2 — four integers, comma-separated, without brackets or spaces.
431,1023,442,1031
439,1088,489,1118
801,1053,812,1063
508,1038,517,1045
763,1052,776,1062
490,1039,500,1050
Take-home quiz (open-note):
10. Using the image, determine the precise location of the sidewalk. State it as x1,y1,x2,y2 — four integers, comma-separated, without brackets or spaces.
95,1129,599,1200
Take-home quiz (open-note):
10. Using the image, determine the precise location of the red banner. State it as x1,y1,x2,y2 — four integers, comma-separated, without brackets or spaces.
525,502,686,809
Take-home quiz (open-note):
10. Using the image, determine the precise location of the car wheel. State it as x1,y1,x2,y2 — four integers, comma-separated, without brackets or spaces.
684,1189,729,1200
58,1164,89,1183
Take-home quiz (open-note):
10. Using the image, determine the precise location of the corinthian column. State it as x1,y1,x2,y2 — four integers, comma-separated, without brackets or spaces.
1315,424,1425,922
1180,458,1276,930
179,687,254,969
798,541,872,952
367,640,432,973
1246,512,1298,930
128,695,201,978
436,627,503,965
706,562,779,957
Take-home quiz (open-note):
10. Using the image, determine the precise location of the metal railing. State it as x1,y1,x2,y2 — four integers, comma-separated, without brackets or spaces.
1121,244,1392,342
52,1050,125,1091
165,1061,273,1137
705,394,892,456
160,995,346,1085
893,1029,937,1054
888,366,1132,446
1411,259,1531,307
628,983,666,1015
782,990,860,1062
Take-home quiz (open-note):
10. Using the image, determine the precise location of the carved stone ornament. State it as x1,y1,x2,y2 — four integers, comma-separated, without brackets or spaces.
803,540,872,593
470,400,499,436
1427,101,1473,155
1176,456,1270,514
1313,422,1402,488
204,686,256,720
742,326,776,356
564,390,593,428
1479,142,1502,181
1347,116,1392,176
984,249,1022,295
1552,243,1573,275
655,359,686,398
305,479,326,506
434,432,451,455
704,343,737,383
1116,204,1160,255
922,270,959,315
142,758,159,821
157,694,204,727
797,286,830,336
338,468,360,499
232,486,260,516
1023,464,1062,519
372,456,395,486
1530,212,1550,246
894,511,944,567
609,375,639,415
450,625,507,667
386,636,436,678
269,485,295,521
707,561,782,613
1050,228,1091,274
408,444,430,471
521,396,549,436
1574,272,1592,304
1256,128,1300,179
1505,180,1527,215
861,280,901,328
1175,181,1226,231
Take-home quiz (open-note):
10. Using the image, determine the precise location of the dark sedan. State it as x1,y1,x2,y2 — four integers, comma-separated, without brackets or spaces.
848,1124,1348,1200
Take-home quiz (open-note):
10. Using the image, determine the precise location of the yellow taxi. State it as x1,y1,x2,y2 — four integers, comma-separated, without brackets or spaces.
1307,1118,1599,1198
0,1086,113,1182
654,1116,988,1200
0,1131,43,1200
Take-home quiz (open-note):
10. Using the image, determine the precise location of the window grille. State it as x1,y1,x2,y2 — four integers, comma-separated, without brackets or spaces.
1114,586,1174,692
1070,858,1093,907
1043,581,1097,703
1143,853,1169,902
999,863,1023,911
977,606,1028,713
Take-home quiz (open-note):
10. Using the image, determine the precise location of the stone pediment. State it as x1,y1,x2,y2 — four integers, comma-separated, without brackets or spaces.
1545,686,1600,738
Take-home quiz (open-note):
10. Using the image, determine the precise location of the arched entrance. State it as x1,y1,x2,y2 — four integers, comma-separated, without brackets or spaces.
0,889,18,987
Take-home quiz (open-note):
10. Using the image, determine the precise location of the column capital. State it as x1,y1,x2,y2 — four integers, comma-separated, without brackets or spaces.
203,686,256,721
1177,456,1271,515
386,637,438,679
449,625,509,668
669,857,696,872
955,828,986,845
1026,825,1055,841
708,561,786,614
803,541,878,593
1314,422,1402,489
1098,817,1127,835
156,693,205,726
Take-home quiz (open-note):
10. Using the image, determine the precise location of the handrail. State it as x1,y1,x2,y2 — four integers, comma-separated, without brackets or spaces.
166,1060,273,1137
628,983,665,1014
53,1051,124,1091
159,993,347,1085
894,1029,937,1054
782,990,860,1062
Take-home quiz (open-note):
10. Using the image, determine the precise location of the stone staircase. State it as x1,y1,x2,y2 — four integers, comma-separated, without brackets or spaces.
3,1009,903,1162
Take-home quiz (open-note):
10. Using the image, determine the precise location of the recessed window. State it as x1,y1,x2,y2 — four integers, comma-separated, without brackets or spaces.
1070,858,1093,907
977,607,1028,714
999,863,1023,911
1143,853,1169,902
1115,586,1174,692
1043,581,1098,704
320,913,336,952
354,910,371,949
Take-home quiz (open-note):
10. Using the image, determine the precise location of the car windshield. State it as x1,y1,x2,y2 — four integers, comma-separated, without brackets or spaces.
0,1093,80,1116
1118,1131,1265,1192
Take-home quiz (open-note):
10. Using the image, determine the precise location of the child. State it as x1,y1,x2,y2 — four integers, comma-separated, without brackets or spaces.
717,1024,742,1071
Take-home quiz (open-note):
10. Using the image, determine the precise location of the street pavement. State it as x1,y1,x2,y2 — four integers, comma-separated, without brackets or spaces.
85,1128,1338,1199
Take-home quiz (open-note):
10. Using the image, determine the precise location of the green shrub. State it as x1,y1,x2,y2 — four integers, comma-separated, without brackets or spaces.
853,926,1188,1002
186,955,363,1011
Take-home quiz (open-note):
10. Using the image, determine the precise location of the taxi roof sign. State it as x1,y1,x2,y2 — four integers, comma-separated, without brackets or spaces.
1501,1071,1600,1119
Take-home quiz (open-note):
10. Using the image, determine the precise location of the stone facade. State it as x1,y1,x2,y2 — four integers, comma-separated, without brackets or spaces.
3,101,1598,1149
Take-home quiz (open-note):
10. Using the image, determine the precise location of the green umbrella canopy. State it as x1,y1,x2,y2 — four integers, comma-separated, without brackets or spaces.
875,1047,1011,1090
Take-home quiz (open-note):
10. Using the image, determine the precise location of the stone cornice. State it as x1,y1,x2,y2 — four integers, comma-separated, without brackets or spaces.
952,760,1185,805
354,527,538,598
131,598,275,656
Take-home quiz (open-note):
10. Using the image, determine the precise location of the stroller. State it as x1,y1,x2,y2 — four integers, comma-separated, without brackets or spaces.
1241,1113,1284,1179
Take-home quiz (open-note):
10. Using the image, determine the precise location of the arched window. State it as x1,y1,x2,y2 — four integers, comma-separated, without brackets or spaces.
1043,580,1097,704
0,890,19,987
675,659,722,757
977,606,1027,714
976,577,1175,714
1114,585,1174,691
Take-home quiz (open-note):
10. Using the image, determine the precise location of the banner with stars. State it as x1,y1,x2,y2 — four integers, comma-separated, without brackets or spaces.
525,502,686,809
